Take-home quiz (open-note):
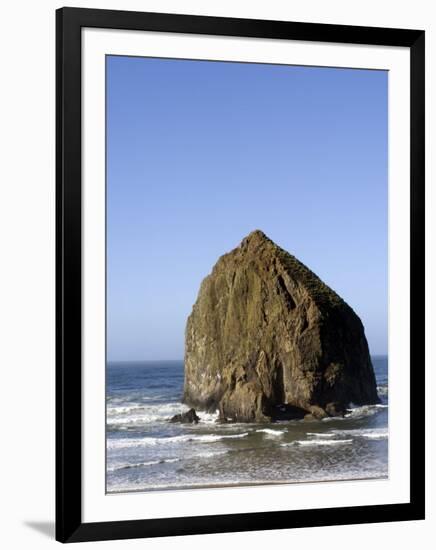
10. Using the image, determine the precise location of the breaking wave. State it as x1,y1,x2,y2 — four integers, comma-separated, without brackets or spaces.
108,457,180,472
306,432,336,438
107,432,249,449
107,402,221,429
332,427,388,440
344,404,388,418
281,439,353,447
256,428,285,437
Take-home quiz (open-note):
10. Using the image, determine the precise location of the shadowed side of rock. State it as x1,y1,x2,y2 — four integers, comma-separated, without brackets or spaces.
183,230,379,423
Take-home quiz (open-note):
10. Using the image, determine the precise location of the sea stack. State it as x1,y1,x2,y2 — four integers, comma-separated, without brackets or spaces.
183,230,379,422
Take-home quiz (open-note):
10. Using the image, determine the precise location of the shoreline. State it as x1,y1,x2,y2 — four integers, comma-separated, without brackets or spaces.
106,474,389,495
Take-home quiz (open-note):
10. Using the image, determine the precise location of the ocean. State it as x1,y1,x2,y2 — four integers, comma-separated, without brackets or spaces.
106,357,388,493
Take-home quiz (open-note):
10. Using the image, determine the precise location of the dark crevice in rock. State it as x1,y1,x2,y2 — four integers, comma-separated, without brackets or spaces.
276,275,296,310
299,311,309,333
271,403,307,421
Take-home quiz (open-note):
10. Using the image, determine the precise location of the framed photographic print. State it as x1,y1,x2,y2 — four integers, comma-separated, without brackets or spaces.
56,7,425,543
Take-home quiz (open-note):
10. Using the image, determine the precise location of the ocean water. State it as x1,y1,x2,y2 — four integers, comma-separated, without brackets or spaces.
106,357,388,493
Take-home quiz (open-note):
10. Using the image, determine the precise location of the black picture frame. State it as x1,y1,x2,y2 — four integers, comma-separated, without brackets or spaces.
56,6,425,543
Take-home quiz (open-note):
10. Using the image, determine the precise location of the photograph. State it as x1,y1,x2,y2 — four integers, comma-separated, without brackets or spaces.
0,0,430,546
105,55,389,494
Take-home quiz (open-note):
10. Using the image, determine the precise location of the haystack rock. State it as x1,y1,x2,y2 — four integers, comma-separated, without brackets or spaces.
183,230,380,423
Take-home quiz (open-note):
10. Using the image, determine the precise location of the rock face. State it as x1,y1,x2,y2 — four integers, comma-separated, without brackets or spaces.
183,230,380,423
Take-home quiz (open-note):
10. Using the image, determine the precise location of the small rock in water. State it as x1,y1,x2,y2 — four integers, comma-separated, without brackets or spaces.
169,408,200,424
307,405,329,420
325,401,346,417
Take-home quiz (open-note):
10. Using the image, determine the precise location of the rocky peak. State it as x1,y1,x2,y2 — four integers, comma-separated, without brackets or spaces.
183,231,379,423
241,229,270,246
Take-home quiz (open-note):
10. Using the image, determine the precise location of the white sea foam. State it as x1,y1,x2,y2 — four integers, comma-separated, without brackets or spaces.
319,403,388,422
306,432,336,438
195,450,229,458
256,428,285,437
281,439,353,448
332,427,388,440
363,431,388,440
108,457,180,472
107,432,249,449
377,385,389,396
197,410,220,424
187,433,249,443
107,401,191,426
107,402,222,427
297,438,353,446
107,460,160,471
107,436,183,449
179,433,249,443
344,404,388,418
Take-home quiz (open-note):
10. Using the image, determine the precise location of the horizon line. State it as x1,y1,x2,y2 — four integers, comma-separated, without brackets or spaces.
107,354,388,364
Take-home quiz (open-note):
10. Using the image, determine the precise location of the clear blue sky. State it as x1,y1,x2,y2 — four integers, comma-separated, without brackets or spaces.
107,56,388,361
